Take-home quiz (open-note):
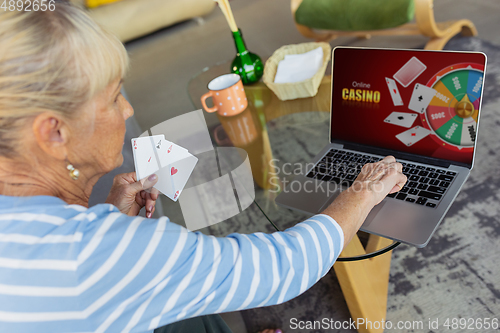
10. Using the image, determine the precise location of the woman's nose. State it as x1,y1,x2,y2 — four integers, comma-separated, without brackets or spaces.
123,98,134,120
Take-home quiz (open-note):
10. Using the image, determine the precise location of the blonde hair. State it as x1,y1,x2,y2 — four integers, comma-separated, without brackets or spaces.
0,2,129,157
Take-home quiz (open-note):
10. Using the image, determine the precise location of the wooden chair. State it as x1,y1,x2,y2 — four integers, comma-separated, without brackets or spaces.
291,0,477,50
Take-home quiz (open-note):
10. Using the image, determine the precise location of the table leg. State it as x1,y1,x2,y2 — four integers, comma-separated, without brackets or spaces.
333,234,393,333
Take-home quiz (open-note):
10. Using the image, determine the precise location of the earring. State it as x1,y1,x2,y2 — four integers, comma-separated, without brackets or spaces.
66,160,80,180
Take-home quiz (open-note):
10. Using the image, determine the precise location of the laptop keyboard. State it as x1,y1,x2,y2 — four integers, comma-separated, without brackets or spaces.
305,149,457,208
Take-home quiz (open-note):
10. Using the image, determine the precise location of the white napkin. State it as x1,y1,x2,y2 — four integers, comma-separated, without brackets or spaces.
274,46,324,84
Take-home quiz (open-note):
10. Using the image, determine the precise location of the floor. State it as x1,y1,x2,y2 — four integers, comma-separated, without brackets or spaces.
122,1,500,332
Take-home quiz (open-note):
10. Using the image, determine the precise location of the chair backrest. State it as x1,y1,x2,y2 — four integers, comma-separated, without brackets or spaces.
294,0,415,31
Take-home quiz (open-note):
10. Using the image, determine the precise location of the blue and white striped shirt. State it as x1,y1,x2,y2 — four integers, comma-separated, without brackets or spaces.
0,195,344,332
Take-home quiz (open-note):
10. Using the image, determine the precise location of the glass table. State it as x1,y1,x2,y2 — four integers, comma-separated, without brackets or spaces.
187,60,400,252
188,61,332,233
187,60,397,332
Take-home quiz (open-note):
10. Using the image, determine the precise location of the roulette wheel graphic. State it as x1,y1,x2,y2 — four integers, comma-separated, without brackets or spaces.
422,63,484,152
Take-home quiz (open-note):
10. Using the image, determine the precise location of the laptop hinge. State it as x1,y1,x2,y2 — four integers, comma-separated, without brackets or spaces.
332,140,471,169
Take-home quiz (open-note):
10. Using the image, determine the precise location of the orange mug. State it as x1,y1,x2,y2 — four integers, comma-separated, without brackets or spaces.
201,74,248,116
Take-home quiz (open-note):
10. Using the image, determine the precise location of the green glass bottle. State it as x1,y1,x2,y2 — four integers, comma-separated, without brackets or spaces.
231,29,263,85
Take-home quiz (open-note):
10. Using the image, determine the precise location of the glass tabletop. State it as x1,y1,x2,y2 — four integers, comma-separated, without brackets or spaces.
187,60,333,233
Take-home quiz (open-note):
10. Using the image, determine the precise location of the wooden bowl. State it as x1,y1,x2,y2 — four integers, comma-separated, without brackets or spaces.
263,42,331,101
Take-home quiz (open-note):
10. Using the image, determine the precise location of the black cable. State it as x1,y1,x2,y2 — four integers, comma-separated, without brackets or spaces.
253,192,401,258
336,241,401,262
251,189,400,260
252,198,281,232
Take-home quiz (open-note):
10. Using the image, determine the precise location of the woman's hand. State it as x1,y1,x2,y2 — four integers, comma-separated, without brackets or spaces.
352,155,407,206
105,172,159,218
322,155,406,247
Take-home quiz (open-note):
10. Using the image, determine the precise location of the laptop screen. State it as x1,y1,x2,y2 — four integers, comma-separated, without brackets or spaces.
330,47,486,166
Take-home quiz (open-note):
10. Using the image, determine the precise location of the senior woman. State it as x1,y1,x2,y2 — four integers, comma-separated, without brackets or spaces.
0,3,406,333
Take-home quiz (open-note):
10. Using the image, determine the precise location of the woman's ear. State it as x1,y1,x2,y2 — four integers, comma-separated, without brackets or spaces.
32,113,69,161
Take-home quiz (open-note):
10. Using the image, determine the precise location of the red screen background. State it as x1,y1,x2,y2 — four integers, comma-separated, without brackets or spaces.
330,48,486,165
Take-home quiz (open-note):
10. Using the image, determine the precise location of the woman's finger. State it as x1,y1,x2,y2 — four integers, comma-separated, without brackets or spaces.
356,156,403,188
144,191,157,218
370,162,389,180
149,187,160,201
390,184,402,193
380,155,396,164
387,170,408,194
127,174,158,195
394,161,403,173
135,192,145,207
359,161,376,177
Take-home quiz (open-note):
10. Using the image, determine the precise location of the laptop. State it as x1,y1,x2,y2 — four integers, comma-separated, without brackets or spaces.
275,46,487,247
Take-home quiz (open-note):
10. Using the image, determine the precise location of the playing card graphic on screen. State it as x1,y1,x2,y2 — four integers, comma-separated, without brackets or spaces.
396,126,432,146
393,56,427,88
408,83,436,114
384,112,418,128
385,77,403,106
331,48,485,165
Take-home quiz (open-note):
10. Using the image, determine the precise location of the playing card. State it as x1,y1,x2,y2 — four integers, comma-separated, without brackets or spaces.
385,78,403,106
158,140,190,168
384,112,418,128
408,83,436,114
131,135,165,180
154,166,177,201
396,126,431,147
393,57,427,88
154,154,198,202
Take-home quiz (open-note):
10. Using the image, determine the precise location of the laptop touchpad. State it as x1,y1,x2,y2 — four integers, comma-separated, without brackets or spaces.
362,201,386,228
275,176,341,214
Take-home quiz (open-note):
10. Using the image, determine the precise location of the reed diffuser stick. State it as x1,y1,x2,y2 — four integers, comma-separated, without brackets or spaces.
222,0,238,32
215,0,238,32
